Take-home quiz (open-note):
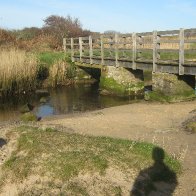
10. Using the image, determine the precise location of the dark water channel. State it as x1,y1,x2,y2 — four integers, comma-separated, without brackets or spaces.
0,82,143,122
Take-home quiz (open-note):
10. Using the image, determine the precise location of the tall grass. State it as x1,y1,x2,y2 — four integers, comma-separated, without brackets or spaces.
0,49,37,96
37,52,76,87
48,61,69,87
0,50,77,97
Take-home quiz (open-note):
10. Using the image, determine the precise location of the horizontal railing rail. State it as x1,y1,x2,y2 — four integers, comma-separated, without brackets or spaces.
63,28,196,75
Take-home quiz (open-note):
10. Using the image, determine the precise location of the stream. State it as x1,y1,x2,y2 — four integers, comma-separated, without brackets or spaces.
0,82,144,122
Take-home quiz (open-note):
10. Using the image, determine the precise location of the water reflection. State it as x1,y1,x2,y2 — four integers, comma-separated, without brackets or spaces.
0,94,37,122
35,104,54,117
0,83,143,121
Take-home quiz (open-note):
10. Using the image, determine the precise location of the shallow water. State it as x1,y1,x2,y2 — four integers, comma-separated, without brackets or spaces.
0,82,143,122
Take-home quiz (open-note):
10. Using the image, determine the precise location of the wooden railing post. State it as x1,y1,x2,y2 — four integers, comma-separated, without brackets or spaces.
63,38,66,53
179,28,185,75
79,37,83,62
123,36,126,58
115,33,119,67
89,35,93,64
100,35,104,65
138,35,142,59
71,38,74,62
153,30,160,72
109,36,113,57
132,32,137,70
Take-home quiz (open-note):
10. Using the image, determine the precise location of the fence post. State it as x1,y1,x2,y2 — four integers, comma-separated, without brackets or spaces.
123,36,126,58
132,32,137,70
79,37,83,62
89,35,93,64
115,33,119,67
100,35,104,65
179,28,185,75
138,35,142,59
71,38,74,62
153,30,160,72
63,38,66,53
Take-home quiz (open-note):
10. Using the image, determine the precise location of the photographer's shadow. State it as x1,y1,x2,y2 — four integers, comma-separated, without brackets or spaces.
131,147,178,196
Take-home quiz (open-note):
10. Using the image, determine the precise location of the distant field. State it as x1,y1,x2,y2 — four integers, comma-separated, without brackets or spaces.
73,49,196,61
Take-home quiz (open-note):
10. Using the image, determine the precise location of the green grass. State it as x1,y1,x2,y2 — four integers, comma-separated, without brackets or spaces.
100,77,127,96
37,51,67,67
1,125,181,195
145,90,196,103
100,76,144,96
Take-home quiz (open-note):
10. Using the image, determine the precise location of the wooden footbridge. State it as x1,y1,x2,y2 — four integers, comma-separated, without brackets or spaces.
63,28,196,76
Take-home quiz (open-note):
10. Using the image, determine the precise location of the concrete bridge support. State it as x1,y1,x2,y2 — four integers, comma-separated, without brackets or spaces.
74,67,101,83
152,72,195,97
100,66,144,96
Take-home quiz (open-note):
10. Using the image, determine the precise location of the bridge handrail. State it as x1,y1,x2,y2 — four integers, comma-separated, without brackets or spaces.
63,28,196,75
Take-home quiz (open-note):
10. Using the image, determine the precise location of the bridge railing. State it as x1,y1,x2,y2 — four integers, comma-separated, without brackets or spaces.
63,28,196,75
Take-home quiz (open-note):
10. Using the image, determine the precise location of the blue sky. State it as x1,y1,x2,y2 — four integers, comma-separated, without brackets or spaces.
0,0,195,33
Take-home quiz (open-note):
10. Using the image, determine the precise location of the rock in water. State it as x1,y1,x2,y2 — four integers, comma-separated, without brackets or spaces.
40,97,47,103
20,112,38,122
20,103,34,113
35,89,50,96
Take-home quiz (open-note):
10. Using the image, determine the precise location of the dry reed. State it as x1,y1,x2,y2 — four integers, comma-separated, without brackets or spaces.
48,60,69,87
0,48,37,96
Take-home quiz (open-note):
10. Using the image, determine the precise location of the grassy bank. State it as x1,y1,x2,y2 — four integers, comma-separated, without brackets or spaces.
37,51,76,87
37,51,67,67
0,125,181,195
0,50,76,98
145,91,196,103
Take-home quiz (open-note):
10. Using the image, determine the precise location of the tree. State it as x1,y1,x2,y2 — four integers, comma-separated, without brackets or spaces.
43,15,86,39
43,15,91,48
104,30,121,35
0,28,16,46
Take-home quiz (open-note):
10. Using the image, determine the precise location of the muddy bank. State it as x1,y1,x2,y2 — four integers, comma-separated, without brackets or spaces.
0,101,195,195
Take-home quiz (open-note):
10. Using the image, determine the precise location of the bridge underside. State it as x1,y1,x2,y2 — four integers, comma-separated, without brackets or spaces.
74,56,196,76
74,57,195,98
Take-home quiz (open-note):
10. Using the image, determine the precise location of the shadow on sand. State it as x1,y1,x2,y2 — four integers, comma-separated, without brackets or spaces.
131,147,178,196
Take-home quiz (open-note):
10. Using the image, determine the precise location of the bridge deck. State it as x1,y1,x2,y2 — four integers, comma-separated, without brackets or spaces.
63,28,196,76
74,56,196,75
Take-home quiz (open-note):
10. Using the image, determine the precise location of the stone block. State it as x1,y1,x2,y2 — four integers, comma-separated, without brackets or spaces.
152,73,195,96
100,66,144,96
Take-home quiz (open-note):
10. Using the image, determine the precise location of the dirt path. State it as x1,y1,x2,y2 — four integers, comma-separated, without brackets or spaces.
41,101,196,196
